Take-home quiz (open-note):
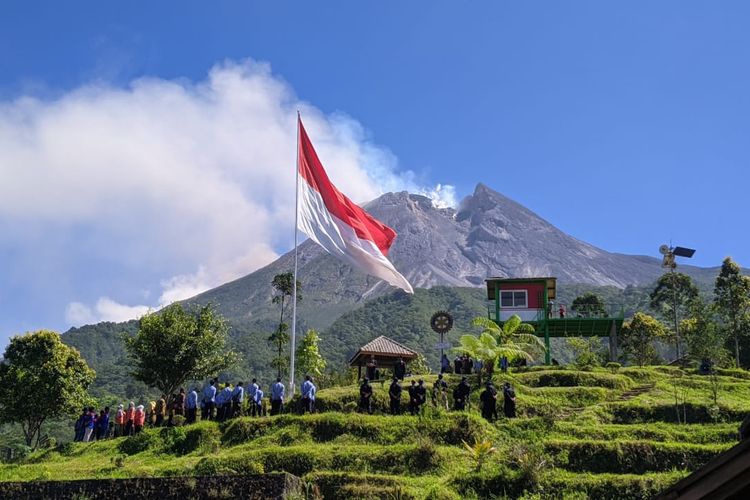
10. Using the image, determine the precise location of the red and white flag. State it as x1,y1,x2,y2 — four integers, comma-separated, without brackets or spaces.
296,116,414,294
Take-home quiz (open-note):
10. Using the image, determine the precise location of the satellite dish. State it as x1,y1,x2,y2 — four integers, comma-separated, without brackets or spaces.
659,245,670,255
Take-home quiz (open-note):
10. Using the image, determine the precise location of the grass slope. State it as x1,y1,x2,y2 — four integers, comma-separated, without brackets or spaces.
3,367,748,499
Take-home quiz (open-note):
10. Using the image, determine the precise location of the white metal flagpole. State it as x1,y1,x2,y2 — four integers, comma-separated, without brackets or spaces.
289,111,300,396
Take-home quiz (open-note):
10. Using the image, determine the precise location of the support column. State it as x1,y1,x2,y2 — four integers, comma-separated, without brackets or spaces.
609,321,618,362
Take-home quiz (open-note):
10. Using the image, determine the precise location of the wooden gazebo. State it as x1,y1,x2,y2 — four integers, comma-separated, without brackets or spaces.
349,336,419,379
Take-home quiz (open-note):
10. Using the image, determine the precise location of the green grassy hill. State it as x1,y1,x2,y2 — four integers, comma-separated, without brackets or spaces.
1,366,747,499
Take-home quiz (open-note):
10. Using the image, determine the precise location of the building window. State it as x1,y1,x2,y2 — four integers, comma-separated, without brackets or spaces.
500,290,527,308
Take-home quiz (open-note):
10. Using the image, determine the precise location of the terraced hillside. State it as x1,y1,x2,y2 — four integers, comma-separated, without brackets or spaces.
1,367,747,499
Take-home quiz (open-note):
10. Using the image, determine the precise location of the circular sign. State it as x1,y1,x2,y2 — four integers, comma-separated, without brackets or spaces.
430,311,453,334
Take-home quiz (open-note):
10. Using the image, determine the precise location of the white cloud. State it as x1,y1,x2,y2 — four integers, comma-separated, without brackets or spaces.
0,59,455,328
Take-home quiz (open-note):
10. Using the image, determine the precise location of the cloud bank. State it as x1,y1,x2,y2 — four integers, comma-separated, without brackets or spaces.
0,59,455,327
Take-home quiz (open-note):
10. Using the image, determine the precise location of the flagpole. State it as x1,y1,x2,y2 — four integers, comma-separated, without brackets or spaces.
289,111,300,396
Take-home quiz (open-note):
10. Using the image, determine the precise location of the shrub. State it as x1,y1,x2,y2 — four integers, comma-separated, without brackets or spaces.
118,431,156,455
170,423,220,455
514,371,632,390
193,455,265,475
605,362,621,374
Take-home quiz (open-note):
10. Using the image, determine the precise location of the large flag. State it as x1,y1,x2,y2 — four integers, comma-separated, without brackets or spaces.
296,116,414,293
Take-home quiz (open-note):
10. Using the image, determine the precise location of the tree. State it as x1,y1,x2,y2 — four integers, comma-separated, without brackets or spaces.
620,312,668,366
0,330,95,448
649,272,699,359
269,272,302,378
454,315,545,378
571,293,608,318
296,329,326,377
714,257,750,367
124,303,238,404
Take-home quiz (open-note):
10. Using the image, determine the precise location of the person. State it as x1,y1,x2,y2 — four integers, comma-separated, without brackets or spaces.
134,405,146,434
432,374,449,410
253,385,264,417
503,382,517,418
453,377,471,411
83,407,95,442
359,378,373,414
232,382,244,418
389,377,402,415
366,356,378,381
219,383,233,422
174,388,186,417
74,407,87,442
96,407,110,440
463,355,473,375
300,375,316,414
271,377,285,415
124,402,135,436
185,387,198,424
408,380,418,415
474,358,484,375
454,355,462,374
480,382,498,422
247,378,259,417
559,305,565,318
155,395,166,427
147,400,156,426
415,379,427,414
440,354,451,374
394,358,406,381
500,356,509,373
202,379,217,421
114,404,125,437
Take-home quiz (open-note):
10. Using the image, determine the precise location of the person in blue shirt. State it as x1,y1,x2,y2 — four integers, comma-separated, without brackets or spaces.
253,386,264,417
300,375,316,414
185,387,199,424
247,378,259,417
202,379,217,421
96,407,110,440
231,382,244,418
218,383,233,422
270,377,285,415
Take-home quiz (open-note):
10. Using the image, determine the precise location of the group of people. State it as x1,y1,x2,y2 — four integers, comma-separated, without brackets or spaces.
441,354,483,376
73,375,321,441
358,373,517,422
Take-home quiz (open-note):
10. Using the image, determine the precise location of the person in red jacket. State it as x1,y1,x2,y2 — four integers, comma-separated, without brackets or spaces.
134,405,146,434
124,402,135,436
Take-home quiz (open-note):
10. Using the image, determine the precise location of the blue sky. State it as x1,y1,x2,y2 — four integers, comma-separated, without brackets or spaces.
1,1,749,346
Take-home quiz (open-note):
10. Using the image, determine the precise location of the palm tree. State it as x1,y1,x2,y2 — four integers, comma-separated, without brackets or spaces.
453,315,545,381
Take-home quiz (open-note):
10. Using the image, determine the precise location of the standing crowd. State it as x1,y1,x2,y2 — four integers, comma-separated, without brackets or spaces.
73,375,318,441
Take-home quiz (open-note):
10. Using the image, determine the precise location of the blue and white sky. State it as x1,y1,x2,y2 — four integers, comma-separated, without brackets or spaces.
1,1,749,347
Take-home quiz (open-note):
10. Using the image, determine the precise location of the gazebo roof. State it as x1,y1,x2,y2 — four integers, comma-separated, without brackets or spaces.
349,335,419,366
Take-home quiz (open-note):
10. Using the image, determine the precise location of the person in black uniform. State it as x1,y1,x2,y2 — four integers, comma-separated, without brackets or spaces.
408,380,418,415
359,378,374,414
453,376,471,411
394,358,406,381
503,382,517,418
480,382,498,422
453,355,462,374
415,379,427,414
389,377,402,415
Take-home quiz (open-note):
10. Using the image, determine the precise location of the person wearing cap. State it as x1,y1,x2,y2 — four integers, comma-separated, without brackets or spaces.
253,385,264,417
388,377,402,415
247,378,259,417
271,377,285,416
134,405,146,434
503,382,517,418
114,404,126,437
124,402,136,436
359,378,374,414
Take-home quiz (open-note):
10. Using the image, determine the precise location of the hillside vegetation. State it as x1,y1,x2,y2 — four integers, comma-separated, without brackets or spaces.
1,366,746,499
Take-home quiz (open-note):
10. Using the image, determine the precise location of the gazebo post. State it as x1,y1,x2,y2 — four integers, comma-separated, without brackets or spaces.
358,364,362,380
